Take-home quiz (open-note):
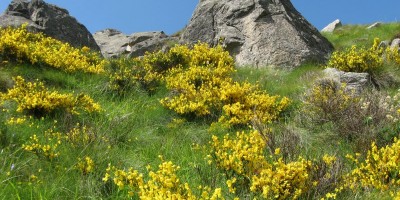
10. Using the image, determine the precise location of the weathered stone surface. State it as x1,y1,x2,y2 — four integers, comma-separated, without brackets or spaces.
390,38,400,51
93,29,176,58
181,0,334,68
93,29,130,58
321,19,342,33
322,68,371,94
127,31,171,58
0,0,100,51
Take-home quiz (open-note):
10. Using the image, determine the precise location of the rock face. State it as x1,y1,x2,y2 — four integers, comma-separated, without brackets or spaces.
321,19,342,33
93,29,177,58
180,0,334,68
0,0,100,51
93,29,131,58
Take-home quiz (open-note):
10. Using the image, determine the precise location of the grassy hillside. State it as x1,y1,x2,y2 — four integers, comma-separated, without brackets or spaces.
1,23,400,199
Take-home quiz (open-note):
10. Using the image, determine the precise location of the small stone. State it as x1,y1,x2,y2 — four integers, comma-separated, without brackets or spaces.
367,22,382,29
321,19,342,33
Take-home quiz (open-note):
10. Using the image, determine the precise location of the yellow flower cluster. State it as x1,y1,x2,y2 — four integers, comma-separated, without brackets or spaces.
0,76,101,117
342,138,400,191
108,44,192,93
103,158,224,199
22,129,63,160
385,46,400,66
160,43,289,126
6,116,26,125
250,157,312,200
107,43,289,125
208,130,268,177
107,58,141,93
208,130,323,199
328,38,384,72
159,43,234,117
219,82,290,125
76,156,95,175
0,25,106,73
65,125,96,147
303,81,354,123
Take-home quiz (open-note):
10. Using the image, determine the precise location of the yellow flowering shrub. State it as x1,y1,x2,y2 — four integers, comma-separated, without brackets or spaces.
0,76,101,117
107,42,289,125
323,138,400,199
22,129,63,160
327,38,384,73
250,157,312,200
103,157,224,199
208,130,334,199
108,44,191,94
385,46,400,66
344,138,400,191
208,130,268,177
302,80,355,123
107,58,141,93
219,82,290,125
162,65,232,117
0,25,106,73
304,80,400,148
160,43,233,116
65,124,96,147
76,156,95,175
160,43,289,126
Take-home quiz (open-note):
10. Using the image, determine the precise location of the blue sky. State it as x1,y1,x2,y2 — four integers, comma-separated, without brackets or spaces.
1,0,399,35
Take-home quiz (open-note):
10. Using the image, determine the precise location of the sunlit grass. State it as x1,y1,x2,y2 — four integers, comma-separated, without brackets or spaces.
1,23,400,199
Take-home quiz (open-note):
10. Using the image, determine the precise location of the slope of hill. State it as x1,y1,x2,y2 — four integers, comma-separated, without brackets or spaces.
1,23,400,199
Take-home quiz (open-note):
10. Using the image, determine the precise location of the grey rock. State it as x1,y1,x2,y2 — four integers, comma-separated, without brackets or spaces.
129,31,167,45
0,0,100,51
127,31,171,58
93,29,130,58
180,0,334,68
321,19,342,33
379,40,390,49
322,68,371,94
367,22,382,29
93,29,176,58
390,38,400,51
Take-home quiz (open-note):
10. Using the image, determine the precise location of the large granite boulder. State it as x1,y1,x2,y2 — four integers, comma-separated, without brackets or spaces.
93,29,177,58
0,0,100,51
180,0,334,68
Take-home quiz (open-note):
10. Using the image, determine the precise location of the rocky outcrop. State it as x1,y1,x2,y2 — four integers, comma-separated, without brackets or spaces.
180,0,334,68
322,68,371,94
93,29,177,58
93,29,130,58
321,19,342,33
0,0,100,51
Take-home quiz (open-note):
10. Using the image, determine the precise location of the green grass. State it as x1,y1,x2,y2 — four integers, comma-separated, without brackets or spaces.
1,23,400,199
235,64,324,98
323,23,400,50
